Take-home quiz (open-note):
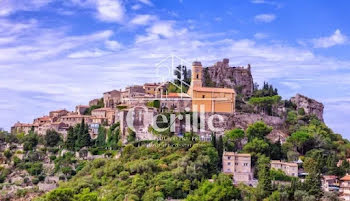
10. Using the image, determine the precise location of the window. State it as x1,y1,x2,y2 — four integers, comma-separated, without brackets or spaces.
235,162,238,166
196,74,199,79
244,163,248,166
228,162,231,165
227,156,231,160
202,95,205,98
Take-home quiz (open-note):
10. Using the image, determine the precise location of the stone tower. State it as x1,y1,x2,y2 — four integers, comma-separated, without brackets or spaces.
191,61,202,88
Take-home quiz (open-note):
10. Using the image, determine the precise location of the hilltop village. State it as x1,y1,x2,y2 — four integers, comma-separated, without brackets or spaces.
2,59,350,201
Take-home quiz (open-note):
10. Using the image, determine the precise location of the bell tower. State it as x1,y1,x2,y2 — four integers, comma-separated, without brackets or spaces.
191,61,202,88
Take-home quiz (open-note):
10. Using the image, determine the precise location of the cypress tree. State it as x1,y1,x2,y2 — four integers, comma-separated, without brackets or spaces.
257,155,272,199
65,126,76,151
96,126,106,147
76,119,91,148
217,135,224,169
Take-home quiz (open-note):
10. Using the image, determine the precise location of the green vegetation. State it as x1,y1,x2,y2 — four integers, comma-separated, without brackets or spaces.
146,100,160,108
84,98,104,115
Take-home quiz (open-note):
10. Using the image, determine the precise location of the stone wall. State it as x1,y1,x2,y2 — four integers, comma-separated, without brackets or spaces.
202,59,254,97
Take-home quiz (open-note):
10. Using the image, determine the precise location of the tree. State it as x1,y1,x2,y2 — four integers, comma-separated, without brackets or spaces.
95,126,106,147
45,129,61,147
256,155,272,199
65,126,76,151
243,138,269,164
217,136,224,169
185,174,241,201
287,131,312,155
303,157,322,197
246,121,272,142
223,128,245,151
76,119,91,148
23,131,38,151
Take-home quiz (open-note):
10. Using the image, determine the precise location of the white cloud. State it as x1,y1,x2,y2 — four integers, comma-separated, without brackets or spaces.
254,14,276,23
131,4,142,10
312,29,347,48
0,0,53,16
68,49,109,58
105,40,122,50
130,14,157,25
95,0,125,23
137,0,153,6
254,32,268,39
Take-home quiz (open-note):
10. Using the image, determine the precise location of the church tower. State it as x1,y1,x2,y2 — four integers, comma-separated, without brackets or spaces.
191,61,202,88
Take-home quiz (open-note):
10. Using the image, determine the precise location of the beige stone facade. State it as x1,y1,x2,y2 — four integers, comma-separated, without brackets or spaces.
75,105,89,115
91,107,116,125
270,160,298,177
11,123,36,134
59,115,92,127
144,83,167,95
104,90,122,108
222,152,253,184
188,61,236,114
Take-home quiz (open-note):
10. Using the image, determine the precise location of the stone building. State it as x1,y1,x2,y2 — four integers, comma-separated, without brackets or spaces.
121,85,147,104
34,116,52,126
144,82,167,95
340,175,350,200
11,122,36,134
322,175,339,192
270,160,298,177
89,98,100,106
160,93,192,112
49,109,69,120
75,105,89,115
188,61,236,114
59,114,92,127
203,58,254,97
104,90,122,108
119,106,158,143
222,152,253,184
91,107,116,125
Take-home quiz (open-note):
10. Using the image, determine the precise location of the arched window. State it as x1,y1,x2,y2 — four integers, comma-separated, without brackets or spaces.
196,74,199,79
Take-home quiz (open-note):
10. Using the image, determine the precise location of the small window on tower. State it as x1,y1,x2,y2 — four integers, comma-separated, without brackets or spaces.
196,74,199,79
202,95,205,98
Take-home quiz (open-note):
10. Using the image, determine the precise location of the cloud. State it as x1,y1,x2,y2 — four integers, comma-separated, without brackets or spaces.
312,29,347,48
105,40,122,50
136,21,187,43
68,49,110,58
69,0,125,23
131,4,142,10
254,32,268,39
130,14,157,25
1,17,350,139
254,14,276,23
137,0,153,6
95,0,125,23
0,0,53,16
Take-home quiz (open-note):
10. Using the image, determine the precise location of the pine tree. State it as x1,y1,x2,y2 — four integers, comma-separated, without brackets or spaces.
65,126,76,151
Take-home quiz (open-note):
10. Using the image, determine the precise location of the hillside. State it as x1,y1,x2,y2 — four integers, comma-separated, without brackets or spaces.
1,61,349,201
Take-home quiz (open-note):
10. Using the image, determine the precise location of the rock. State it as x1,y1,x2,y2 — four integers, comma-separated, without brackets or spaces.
291,94,324,121
202,59,254,97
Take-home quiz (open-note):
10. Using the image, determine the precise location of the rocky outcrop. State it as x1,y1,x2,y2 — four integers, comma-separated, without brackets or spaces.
291,94,324,121
202,58,254,97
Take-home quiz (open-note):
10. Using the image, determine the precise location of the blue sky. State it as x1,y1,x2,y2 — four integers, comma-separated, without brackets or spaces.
1,0,350,138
